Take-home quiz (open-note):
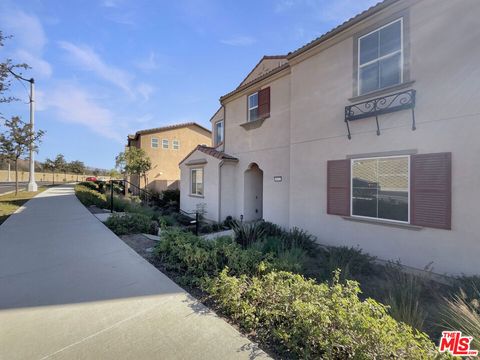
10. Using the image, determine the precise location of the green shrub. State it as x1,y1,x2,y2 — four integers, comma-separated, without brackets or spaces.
75,185,107,208
110,195,130,212
284,227,318,254
258,221,285,237
205,269,444,359
127,202,157,218
162,189,180,203
158,214,178,227
271,246,307,274
154,229,269,285
172,212,194,226
78,181,99,191
95,180,106,193
223,215,234,229
318,245,376,281
105,212,152,235
200,224,213,234
231,221,265,248
383,264,428,330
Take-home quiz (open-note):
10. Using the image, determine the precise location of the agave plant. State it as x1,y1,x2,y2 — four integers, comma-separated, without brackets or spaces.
231,220,265,248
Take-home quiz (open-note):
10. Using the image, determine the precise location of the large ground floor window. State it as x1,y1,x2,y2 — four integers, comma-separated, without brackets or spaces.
351,155,409,222
190,168,204,196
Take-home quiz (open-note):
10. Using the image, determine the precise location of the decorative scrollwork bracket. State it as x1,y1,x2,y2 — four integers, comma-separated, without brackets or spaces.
344,89,416,140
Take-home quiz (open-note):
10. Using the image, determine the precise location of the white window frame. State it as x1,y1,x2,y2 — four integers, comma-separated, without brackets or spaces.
247,92,258,122
215,120,224,145
173,139,180,150
190,167,204,196
350,155,410,224
162,139,169,149
151,137,159,148
357,18,404,95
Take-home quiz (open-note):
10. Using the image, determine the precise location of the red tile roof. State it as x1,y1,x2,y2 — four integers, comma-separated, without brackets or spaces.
179,145,238,165
128,122,211,141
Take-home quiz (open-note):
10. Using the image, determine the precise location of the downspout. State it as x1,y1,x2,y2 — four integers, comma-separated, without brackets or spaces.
218,104,226,223
218,160,224,223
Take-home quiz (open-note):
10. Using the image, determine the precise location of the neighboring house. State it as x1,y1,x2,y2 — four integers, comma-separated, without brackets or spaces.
180,0,480,275
127,123,211,192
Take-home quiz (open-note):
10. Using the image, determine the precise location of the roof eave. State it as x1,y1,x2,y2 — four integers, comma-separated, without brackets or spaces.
286,0,401,60
220,63,290,103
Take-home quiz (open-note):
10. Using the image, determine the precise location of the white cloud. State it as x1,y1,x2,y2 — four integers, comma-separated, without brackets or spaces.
135,52,160,72
38,83,123,142
274,0,296,13
136,83,155,102
0,9,52,78
58,41,134,96
58,41,156,102
101,0,122,8
134,113,154,124
220,36,256,47
13,49,52,78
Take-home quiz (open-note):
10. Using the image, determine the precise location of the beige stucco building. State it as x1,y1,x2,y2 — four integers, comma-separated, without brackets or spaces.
127,123,211,192
180,0,480,275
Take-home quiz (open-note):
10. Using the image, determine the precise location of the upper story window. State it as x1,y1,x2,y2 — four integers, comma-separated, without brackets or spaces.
248,92,259,122
173,139,180,150
214,120,224,145
358,18,403,95
351,155,409,223
162,139,169,149
151,138,159,148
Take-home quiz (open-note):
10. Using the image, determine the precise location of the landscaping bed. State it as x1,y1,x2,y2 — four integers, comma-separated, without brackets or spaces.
75,181,479,359
120,234,158,262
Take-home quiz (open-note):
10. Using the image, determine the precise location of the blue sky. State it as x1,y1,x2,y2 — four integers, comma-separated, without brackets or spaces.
0,0,377,169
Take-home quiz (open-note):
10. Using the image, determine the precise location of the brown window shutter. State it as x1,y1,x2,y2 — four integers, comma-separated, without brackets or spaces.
258,87,270,119
327,159,351,216
411,152,452,229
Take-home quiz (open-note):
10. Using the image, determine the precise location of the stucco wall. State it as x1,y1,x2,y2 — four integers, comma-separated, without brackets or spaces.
136,125,211,191
0,170,97,183
287,0,480,275
240,58,288,86
224,73,291,228
179,150,220,222
219,162,236,221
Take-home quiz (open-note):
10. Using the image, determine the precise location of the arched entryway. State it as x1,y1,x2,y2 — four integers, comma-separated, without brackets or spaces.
243,163,263,221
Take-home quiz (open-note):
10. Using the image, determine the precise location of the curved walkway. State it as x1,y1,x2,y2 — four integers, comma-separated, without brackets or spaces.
0,185,269,360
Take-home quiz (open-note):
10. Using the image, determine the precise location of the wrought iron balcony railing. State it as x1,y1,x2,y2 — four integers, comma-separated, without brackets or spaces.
344,89,416,139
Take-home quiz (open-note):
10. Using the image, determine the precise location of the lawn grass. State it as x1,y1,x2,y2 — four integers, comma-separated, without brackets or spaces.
0,187,48,225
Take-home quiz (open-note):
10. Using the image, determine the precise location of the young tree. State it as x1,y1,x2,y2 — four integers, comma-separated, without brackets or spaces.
44,154,66,185
0,116,44,194
0,31,29,105
115,147,151,190
69,160,86,182
108,168,121,179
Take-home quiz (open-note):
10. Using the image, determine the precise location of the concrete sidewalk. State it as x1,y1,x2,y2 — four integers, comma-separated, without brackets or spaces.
0,185,269,360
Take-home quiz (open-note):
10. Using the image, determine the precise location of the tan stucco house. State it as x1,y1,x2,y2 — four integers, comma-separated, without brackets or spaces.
180,0,480,275
127,123,211,192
